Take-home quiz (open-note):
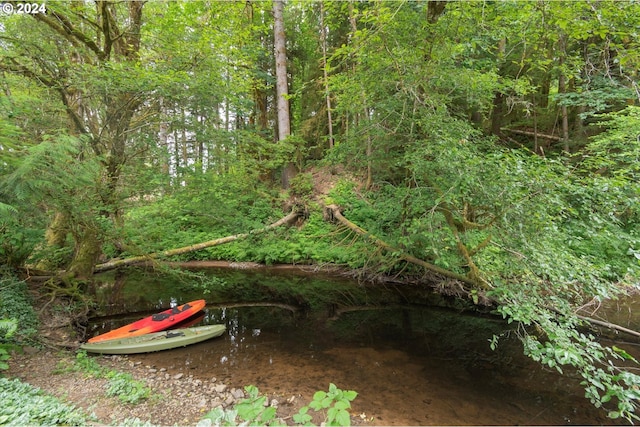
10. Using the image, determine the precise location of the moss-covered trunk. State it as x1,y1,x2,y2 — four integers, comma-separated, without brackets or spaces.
68,226,102,280
34,211,70,271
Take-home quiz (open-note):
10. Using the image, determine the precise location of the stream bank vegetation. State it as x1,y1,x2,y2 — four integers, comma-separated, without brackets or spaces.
1,0,640,423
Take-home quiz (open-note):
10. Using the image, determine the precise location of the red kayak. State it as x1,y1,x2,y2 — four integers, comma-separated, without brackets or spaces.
88,299,206,343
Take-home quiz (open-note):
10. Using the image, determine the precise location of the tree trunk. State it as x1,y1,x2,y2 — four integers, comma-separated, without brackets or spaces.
558,33,570,153
273,0,297,189
347,3,374,189
426,1,447,24
320,1,334,149
173,128,180,178
501,128,562,142
9,2,148,278
181,108,189,171
249,1,270,133
69,227,102,280
273,0,289,141
364,108,373,190
35,211,70,271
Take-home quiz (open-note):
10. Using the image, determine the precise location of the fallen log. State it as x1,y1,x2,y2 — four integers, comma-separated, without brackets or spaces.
324,204,479,288
93,209,300,273
501,128,563,141
324,204,640,339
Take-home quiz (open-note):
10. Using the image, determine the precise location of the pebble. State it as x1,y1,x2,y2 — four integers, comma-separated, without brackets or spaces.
101,356,253,419
231,388,245,399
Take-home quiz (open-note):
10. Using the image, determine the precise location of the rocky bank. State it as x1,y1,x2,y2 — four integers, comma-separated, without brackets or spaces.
7,349,303,426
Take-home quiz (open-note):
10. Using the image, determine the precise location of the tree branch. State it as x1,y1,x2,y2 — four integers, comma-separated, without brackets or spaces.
33,10,106,60
324,204,481,288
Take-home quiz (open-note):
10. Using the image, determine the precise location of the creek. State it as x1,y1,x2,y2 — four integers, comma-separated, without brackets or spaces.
87,267,623,425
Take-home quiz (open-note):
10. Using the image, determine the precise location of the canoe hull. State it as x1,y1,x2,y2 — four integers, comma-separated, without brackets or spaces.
88,299,206,343
80,324,226,354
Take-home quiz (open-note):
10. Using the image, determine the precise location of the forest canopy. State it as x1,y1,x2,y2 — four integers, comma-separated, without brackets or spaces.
1,0,640,421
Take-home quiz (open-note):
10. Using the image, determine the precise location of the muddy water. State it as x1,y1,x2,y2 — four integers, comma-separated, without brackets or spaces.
89,269,620,425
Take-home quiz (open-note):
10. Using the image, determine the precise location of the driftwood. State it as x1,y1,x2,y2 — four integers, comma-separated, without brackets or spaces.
93,209,300,273
324,204,479,287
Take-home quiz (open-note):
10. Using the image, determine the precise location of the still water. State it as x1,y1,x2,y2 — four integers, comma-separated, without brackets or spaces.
88,268,621,425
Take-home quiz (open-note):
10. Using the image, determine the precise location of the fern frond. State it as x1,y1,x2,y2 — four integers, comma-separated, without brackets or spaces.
2,132,102,203
0,201,18,219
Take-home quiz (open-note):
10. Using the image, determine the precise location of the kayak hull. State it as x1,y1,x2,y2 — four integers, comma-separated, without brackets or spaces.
80,324,226,354
87,299,206,343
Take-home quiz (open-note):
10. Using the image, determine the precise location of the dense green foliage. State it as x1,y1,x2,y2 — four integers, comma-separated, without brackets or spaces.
1,0,639,421
0,273,38,345
0,377,90,425
0,272,34,374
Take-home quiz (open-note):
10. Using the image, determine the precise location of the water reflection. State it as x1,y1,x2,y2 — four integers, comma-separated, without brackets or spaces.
87,269,622,425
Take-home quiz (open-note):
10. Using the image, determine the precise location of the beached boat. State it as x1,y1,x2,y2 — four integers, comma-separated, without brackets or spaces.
87,300,206,343
80,324,226,354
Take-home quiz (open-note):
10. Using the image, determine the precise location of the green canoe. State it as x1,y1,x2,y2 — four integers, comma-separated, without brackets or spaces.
80,324,226,354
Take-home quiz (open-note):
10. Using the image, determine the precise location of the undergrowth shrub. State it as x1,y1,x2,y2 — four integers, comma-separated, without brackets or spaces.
0,216,41,269
55,351,151,405
0,377,90,425
105,371,151,404
0,273,38,344
0,319,17,373
199,383,357,427
123,174,282,258
289,172,314,198
0,272,38,373
205,211,373,268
